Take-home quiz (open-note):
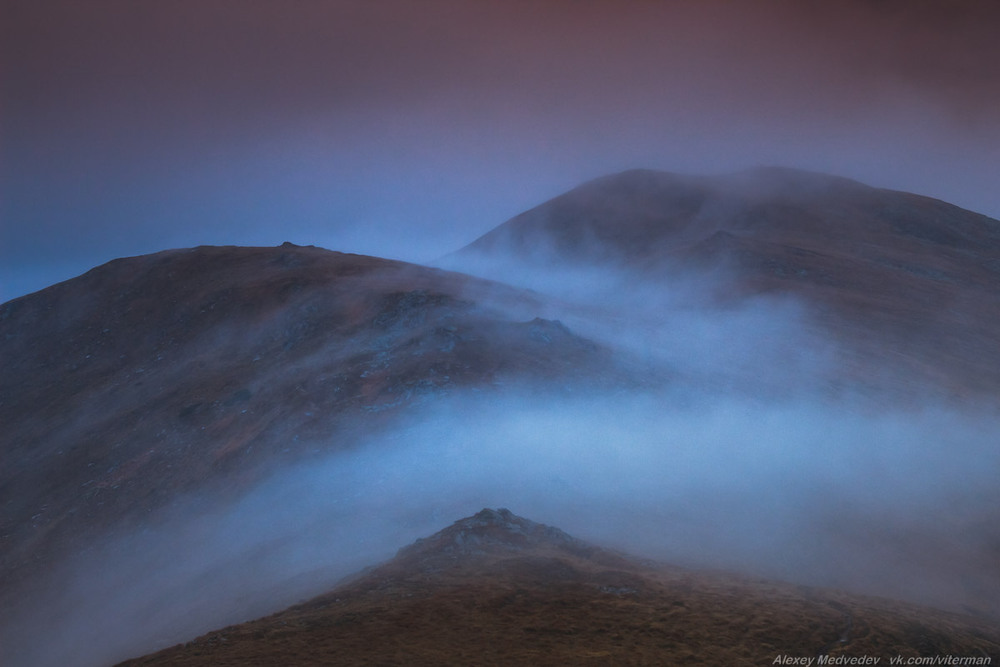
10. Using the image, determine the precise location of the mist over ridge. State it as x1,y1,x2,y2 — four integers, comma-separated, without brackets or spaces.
443,165,1000,397
3,166,1000,665
6,1,1000,661
9,388,1000,666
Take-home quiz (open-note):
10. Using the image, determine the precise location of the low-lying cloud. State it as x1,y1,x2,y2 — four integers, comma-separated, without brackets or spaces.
5,388,999,667
4,258,998,667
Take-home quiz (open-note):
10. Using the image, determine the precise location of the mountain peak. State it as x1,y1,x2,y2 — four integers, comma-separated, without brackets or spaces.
543,166,871,211
308,508,653,614
442,165,1000,398
455,164,1000,267
394,508,599,563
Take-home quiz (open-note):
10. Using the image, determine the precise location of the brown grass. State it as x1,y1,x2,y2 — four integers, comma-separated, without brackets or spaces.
119,536,1000,666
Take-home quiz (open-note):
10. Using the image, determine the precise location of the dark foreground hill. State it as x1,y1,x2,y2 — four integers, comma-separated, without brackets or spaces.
119,509,1000,666
452,167,1000,395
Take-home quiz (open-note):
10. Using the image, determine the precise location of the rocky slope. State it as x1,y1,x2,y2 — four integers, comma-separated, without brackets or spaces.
119,508,1000,666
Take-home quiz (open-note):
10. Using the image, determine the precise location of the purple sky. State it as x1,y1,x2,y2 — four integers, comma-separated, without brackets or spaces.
3,0,999,302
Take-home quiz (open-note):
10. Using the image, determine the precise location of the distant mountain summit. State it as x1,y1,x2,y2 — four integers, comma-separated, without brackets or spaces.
452,166,1000,396
458,167,1000,270
119,508,1000,666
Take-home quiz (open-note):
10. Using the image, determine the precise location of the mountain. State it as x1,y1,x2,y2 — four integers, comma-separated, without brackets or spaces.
4,168,1000,665
118,508,1000,666
0,244,627,625
452,167,1000,395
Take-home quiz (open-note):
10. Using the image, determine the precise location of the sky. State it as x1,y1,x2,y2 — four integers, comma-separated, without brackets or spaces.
2,0,999,302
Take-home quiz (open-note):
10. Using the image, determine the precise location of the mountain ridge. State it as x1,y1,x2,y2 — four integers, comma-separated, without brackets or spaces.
4,167,1000,665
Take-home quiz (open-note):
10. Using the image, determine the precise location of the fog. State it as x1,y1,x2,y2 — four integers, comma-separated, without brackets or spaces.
6,391,999,667
443,250,852,401
4,257,1000,667
4,2,1000,664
